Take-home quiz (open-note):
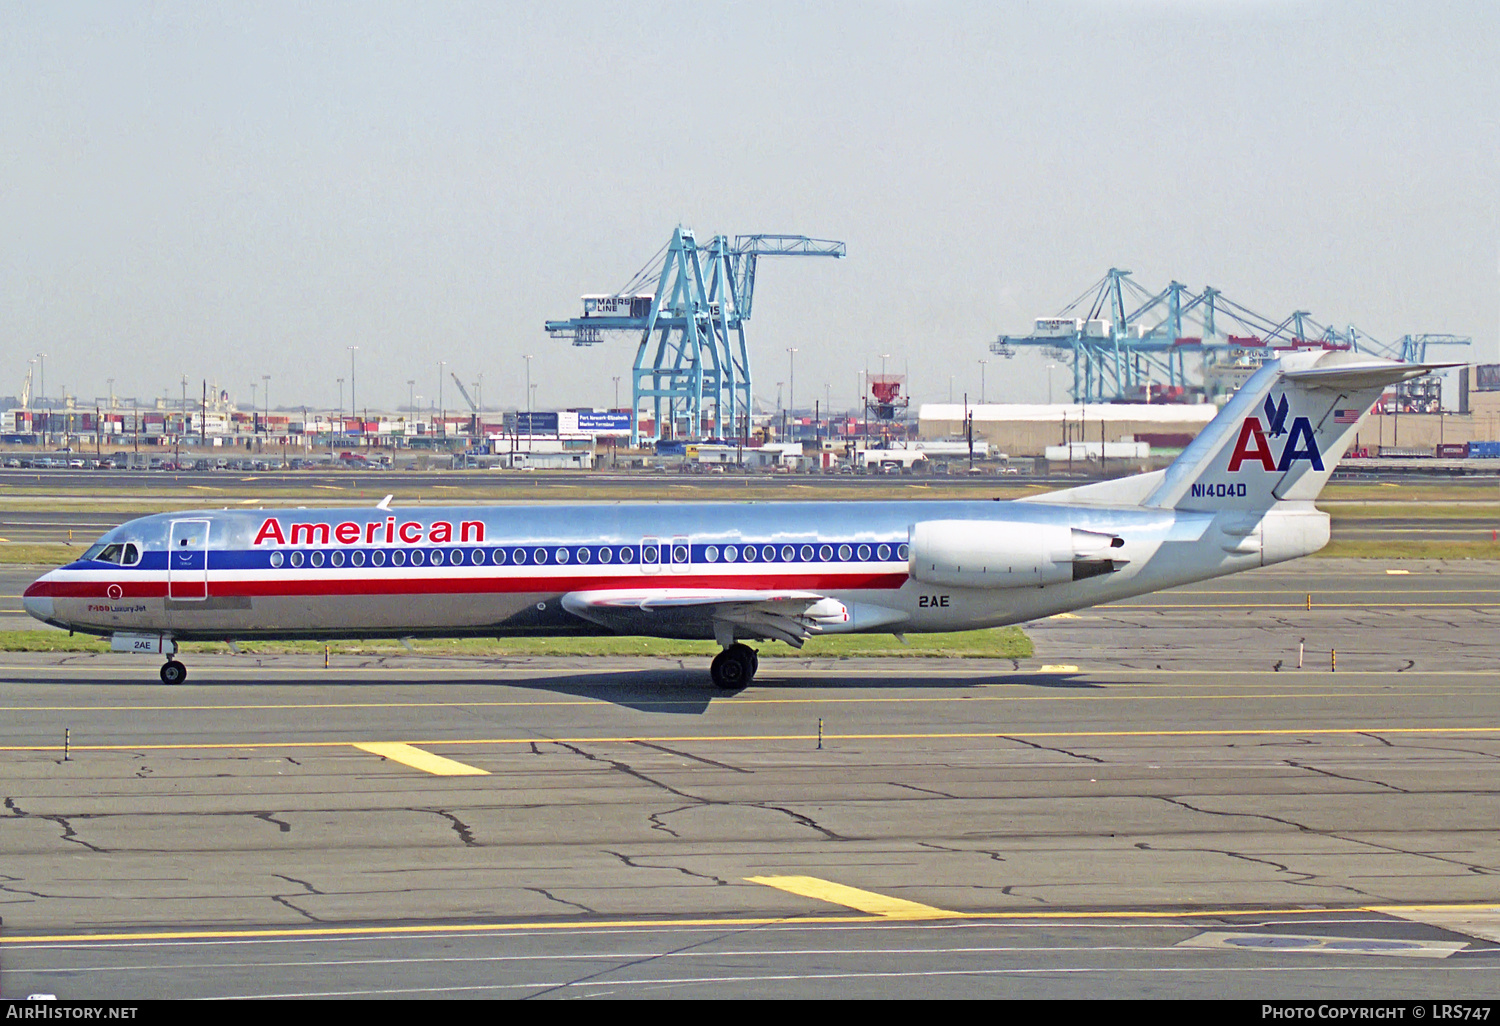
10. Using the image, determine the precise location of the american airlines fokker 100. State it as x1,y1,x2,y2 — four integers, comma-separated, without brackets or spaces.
23,352,1435,688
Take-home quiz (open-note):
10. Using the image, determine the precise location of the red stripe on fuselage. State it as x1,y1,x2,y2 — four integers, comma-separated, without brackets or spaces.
25,579,165,599
26,571,909,600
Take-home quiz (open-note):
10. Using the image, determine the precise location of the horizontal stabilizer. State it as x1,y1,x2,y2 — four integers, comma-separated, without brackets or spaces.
1282,360,1463,389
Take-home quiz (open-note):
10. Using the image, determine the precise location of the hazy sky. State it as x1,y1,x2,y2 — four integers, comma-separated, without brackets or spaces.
3,1,1496,414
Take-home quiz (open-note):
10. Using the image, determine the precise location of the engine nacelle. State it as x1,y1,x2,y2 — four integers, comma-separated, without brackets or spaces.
908,520,1126,589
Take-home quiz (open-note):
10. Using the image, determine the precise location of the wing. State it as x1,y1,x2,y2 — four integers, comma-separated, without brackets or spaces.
561,588,850,648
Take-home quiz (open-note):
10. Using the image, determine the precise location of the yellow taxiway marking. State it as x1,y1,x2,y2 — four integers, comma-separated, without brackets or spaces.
1386,569,1412,575
746,876,955,919
4,901,1500,947
5,724,1500,755
1037,664,1079,672
352,742,488,776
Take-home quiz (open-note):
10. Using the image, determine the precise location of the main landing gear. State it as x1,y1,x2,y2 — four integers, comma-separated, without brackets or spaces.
710,643,758,690
160,659,188,685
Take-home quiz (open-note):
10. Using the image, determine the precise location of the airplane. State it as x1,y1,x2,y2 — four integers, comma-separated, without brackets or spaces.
23,350,1441,688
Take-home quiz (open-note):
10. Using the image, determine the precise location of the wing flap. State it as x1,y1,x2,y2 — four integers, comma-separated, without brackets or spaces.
561,589,849,648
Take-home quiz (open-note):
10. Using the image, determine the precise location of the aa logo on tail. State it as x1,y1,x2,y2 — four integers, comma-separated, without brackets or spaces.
1263,394,1289,436
1228,393,1323,472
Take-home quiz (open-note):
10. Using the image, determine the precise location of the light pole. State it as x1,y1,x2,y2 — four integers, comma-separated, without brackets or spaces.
1046,362,1057,405
407,379,415,415
787,345,798,423
262,374,270,429
979,359,987,403
523,355,533,442
438,360,446,441
347,346,358,417
336,378,343,422
612,376,620,410
250,382,257,430
35,353,45,446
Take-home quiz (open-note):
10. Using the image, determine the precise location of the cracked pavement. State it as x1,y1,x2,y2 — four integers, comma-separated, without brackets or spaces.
0,558,1495,944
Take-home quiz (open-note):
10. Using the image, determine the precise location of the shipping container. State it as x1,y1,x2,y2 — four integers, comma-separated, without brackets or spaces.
1134,433,1196,450
1435,443,1471,459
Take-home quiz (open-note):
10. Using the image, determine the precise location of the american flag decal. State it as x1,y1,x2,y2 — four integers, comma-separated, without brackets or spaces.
1334,408,1362,424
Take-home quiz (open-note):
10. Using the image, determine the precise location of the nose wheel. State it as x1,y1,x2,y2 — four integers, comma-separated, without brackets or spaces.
160,660,188,685
710,643,758,690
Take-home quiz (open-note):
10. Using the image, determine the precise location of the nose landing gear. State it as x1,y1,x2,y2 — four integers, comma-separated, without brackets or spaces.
109,633,186,684
710,643,758,690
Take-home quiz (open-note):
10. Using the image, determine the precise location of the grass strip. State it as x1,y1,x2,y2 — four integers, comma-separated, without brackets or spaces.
1311,540,1500,560
0,626,1032,659
1,546,82,565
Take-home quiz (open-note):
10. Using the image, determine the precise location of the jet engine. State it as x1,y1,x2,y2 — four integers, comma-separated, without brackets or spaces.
908,520,1126,589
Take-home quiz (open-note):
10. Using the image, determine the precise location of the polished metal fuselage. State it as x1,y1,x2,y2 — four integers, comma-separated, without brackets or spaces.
24,498,1265,642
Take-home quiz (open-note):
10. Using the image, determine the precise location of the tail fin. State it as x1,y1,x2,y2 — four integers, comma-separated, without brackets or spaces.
1144,350,1445,511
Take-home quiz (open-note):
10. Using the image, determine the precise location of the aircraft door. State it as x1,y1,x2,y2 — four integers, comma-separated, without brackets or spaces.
168,519,211,601
640,536,661,574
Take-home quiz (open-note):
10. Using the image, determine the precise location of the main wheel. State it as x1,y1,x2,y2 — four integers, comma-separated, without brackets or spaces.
709,643,757,690
160,660,187,685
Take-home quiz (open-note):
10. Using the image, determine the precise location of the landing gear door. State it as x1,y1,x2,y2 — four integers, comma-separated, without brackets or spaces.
168,519,210,601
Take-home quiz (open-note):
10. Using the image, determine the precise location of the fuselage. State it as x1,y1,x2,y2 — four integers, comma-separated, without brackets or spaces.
22,498,1283,643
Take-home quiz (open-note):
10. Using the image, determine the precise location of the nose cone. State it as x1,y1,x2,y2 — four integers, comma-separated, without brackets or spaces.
23,574,56,624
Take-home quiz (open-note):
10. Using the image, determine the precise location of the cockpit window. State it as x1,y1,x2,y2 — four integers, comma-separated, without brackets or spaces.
84,542,140,565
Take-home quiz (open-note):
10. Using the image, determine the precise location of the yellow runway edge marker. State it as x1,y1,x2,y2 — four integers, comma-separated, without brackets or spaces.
746,875,957,919
353,742,488,776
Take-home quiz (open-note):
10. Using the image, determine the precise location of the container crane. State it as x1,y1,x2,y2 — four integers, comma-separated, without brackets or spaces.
992,268,1470,403
546,227,845,445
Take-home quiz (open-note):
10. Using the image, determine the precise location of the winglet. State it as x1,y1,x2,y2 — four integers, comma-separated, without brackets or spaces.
376,494,394,510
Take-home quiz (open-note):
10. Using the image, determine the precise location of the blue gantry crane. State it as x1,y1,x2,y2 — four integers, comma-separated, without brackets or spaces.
546,227,845,445
991,268,1470,403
